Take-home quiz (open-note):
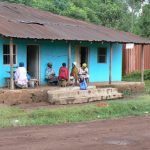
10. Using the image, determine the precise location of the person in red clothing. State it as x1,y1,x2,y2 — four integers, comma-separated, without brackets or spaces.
58,63,69,86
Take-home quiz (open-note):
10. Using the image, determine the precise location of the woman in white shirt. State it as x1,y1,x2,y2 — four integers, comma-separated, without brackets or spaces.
14,62,28,88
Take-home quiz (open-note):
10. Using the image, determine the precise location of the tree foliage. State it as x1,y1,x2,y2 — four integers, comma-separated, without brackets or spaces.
138,4,150,38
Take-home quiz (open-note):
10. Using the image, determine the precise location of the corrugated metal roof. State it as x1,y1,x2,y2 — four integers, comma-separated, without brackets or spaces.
0,2,150,44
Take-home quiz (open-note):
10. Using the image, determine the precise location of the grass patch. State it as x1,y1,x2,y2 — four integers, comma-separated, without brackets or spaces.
145,80,150,94
0,72,150,128
0,95,150,128
123,71,141,82
122,70,150,94
122,70,150,82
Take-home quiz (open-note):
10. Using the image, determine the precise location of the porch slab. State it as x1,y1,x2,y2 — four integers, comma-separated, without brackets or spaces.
47,87,123,105
0,82,144,105
90,82,145,93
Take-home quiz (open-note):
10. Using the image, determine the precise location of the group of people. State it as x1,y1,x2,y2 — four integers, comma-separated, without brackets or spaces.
45,62,69,86
45,62,89,86
12,61,89,89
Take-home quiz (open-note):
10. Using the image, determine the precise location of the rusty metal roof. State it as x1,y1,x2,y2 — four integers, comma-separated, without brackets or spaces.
0,2,150,44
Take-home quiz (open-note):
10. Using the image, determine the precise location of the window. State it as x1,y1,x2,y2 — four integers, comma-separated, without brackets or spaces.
3,45,16,64
97,47,107,63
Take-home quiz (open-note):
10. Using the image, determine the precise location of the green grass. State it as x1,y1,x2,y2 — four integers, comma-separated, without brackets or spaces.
0,74,150,128
145,80,150,93
122,70,150,94
122,70,150,82
123,71,141,82
0,94,150,128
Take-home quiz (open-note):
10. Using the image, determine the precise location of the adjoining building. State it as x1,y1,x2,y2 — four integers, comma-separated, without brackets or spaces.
123,44,150,75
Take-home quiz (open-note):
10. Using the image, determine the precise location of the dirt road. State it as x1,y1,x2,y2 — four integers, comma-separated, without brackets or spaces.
0,116,150,150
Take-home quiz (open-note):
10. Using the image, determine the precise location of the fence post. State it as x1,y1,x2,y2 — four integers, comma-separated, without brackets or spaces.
141,44,144,82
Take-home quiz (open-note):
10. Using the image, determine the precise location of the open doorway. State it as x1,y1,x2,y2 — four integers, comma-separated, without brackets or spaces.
27,45,39,80
75,46,89,67
80,47,88,66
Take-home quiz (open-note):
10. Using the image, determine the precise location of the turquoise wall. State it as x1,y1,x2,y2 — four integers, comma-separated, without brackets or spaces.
0,37,122,87
89,42,122,82
0,38,27,87
40,40,69,84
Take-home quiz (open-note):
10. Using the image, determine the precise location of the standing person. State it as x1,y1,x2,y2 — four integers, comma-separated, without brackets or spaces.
79,63,89,83
14,62,28,88
58,63,69,87
70,62,79,85
45,62,57,85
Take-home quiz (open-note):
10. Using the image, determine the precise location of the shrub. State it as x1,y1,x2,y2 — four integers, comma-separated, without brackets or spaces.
144,70,150,80
123,70,150,81
123,71,141,81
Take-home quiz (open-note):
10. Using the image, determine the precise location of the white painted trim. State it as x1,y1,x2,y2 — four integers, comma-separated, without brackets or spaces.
74,45,81,68
75,45,89,68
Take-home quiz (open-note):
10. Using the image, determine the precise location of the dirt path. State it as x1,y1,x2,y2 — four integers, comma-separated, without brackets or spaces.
0,116,150,150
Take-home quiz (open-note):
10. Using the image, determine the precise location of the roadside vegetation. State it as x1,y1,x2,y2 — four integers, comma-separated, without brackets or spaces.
0,94,150,128
0,71,149,128
122,69,150,94
123,70,150,82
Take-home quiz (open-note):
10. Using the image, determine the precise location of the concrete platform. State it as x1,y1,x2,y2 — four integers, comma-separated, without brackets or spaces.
47,86,123,105
0,82,144,105
90,81,145,93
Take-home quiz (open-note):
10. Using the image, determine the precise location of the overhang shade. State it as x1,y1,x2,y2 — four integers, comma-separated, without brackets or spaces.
0,2,150,44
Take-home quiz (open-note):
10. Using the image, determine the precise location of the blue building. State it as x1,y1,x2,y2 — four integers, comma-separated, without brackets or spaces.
0,2,149,88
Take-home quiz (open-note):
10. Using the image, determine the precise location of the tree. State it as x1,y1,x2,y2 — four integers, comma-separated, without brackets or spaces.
124,0,146,32
138,4,150,38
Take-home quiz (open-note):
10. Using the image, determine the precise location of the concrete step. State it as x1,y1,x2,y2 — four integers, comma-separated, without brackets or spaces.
52,93,123,105
47,87,123,105
48,87,119,99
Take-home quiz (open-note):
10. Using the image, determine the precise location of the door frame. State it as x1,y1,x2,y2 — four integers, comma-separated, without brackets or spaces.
75,45,89,68
27,44,40,83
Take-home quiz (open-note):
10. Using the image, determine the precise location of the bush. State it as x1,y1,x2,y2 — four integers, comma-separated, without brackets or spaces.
123,70,150,81
144,70,150,80
123,71,141,81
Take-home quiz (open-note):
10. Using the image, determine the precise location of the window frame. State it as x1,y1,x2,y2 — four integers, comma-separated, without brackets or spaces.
97,47,107,64
3,44,17,65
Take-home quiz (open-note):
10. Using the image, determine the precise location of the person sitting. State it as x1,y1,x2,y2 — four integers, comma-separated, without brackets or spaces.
45,62,57,85
79,63,89,83
14,62,28,88
70,62,79,85
58,63,69,87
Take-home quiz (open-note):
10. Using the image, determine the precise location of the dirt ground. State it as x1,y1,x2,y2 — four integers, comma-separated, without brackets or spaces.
0,116,150,150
